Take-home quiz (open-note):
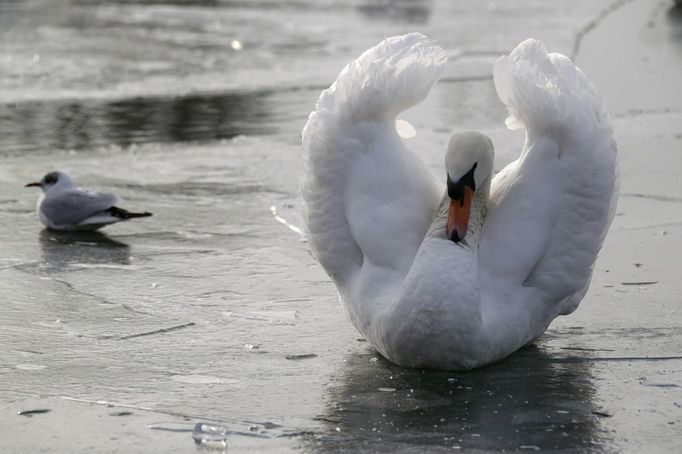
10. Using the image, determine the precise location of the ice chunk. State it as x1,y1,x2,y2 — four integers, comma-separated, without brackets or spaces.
192,422,228,449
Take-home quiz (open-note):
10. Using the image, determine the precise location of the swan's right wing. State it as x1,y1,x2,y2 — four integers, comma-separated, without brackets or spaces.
481,40,618,315
301,33,446,292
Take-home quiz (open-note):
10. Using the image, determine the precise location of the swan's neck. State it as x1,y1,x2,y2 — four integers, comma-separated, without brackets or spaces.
374,177,494,369
427,179,490,245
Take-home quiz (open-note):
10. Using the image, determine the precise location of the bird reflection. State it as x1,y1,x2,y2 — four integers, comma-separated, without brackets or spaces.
39,229,131,269
312,343,603,452
668,2,682,43
356,0,433,24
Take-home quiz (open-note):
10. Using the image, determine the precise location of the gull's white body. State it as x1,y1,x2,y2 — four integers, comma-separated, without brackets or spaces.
301,33,618,370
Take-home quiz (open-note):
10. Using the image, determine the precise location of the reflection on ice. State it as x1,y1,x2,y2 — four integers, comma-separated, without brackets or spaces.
356,0,434,24
39,229,131,269
668,2,682,42
312,344,602,452
0,91,276,155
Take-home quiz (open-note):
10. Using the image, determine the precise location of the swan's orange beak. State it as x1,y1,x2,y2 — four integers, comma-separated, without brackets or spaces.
447,186,473,243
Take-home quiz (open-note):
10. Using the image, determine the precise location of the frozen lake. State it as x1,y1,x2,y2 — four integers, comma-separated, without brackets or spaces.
1,0,681,452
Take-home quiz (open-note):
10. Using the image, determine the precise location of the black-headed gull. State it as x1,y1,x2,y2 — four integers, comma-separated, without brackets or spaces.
26,171,152,231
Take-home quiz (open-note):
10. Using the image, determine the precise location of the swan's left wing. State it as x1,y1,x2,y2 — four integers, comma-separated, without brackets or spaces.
480,40,619,315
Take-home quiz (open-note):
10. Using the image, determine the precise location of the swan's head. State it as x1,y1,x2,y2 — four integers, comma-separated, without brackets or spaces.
25,171,74,193
444,131,494,242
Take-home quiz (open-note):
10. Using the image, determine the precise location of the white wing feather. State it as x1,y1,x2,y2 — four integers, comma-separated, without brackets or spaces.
481,39,619,314
301,33,446,293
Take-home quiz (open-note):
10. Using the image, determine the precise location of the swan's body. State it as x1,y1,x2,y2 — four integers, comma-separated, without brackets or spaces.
301,34,618,370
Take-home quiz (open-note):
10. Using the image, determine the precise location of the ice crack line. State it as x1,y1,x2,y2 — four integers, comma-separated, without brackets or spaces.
572,0,635,59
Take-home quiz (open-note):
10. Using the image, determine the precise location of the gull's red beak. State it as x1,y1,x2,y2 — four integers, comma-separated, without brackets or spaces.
25,182,41,188
446,185,474,243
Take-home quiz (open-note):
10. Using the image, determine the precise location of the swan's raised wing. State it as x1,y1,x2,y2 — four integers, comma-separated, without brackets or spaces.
480,40,619,314
301,33,446,293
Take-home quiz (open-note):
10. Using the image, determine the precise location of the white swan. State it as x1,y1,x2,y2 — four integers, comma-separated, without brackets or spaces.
301,33,618,370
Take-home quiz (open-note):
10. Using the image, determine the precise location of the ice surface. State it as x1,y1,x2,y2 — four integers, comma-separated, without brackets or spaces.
1,0,681,453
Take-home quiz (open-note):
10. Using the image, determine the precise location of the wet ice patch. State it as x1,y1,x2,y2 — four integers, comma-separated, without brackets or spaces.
224,310,297,325
171,374,238,385
148,422,193,432
64,263,137,271
175,230,216,240
16,363,47,370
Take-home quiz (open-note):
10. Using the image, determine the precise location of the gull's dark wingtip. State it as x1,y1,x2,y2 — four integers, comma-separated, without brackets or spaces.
108,207,153,219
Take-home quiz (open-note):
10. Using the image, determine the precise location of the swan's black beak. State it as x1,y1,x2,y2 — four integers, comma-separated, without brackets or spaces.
446,169,476,243
25,182,41,188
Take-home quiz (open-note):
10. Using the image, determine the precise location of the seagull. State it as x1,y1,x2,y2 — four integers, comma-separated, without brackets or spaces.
26,171,152,231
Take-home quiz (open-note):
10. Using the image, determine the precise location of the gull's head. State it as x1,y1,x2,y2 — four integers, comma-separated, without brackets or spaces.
444,131,494,243
25,171,74,193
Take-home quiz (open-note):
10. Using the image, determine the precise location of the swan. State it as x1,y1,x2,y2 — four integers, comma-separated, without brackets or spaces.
301,33,618,370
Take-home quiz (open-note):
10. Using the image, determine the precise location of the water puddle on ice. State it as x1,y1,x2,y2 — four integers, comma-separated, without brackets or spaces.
170,375,239,386
0,91,277,156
